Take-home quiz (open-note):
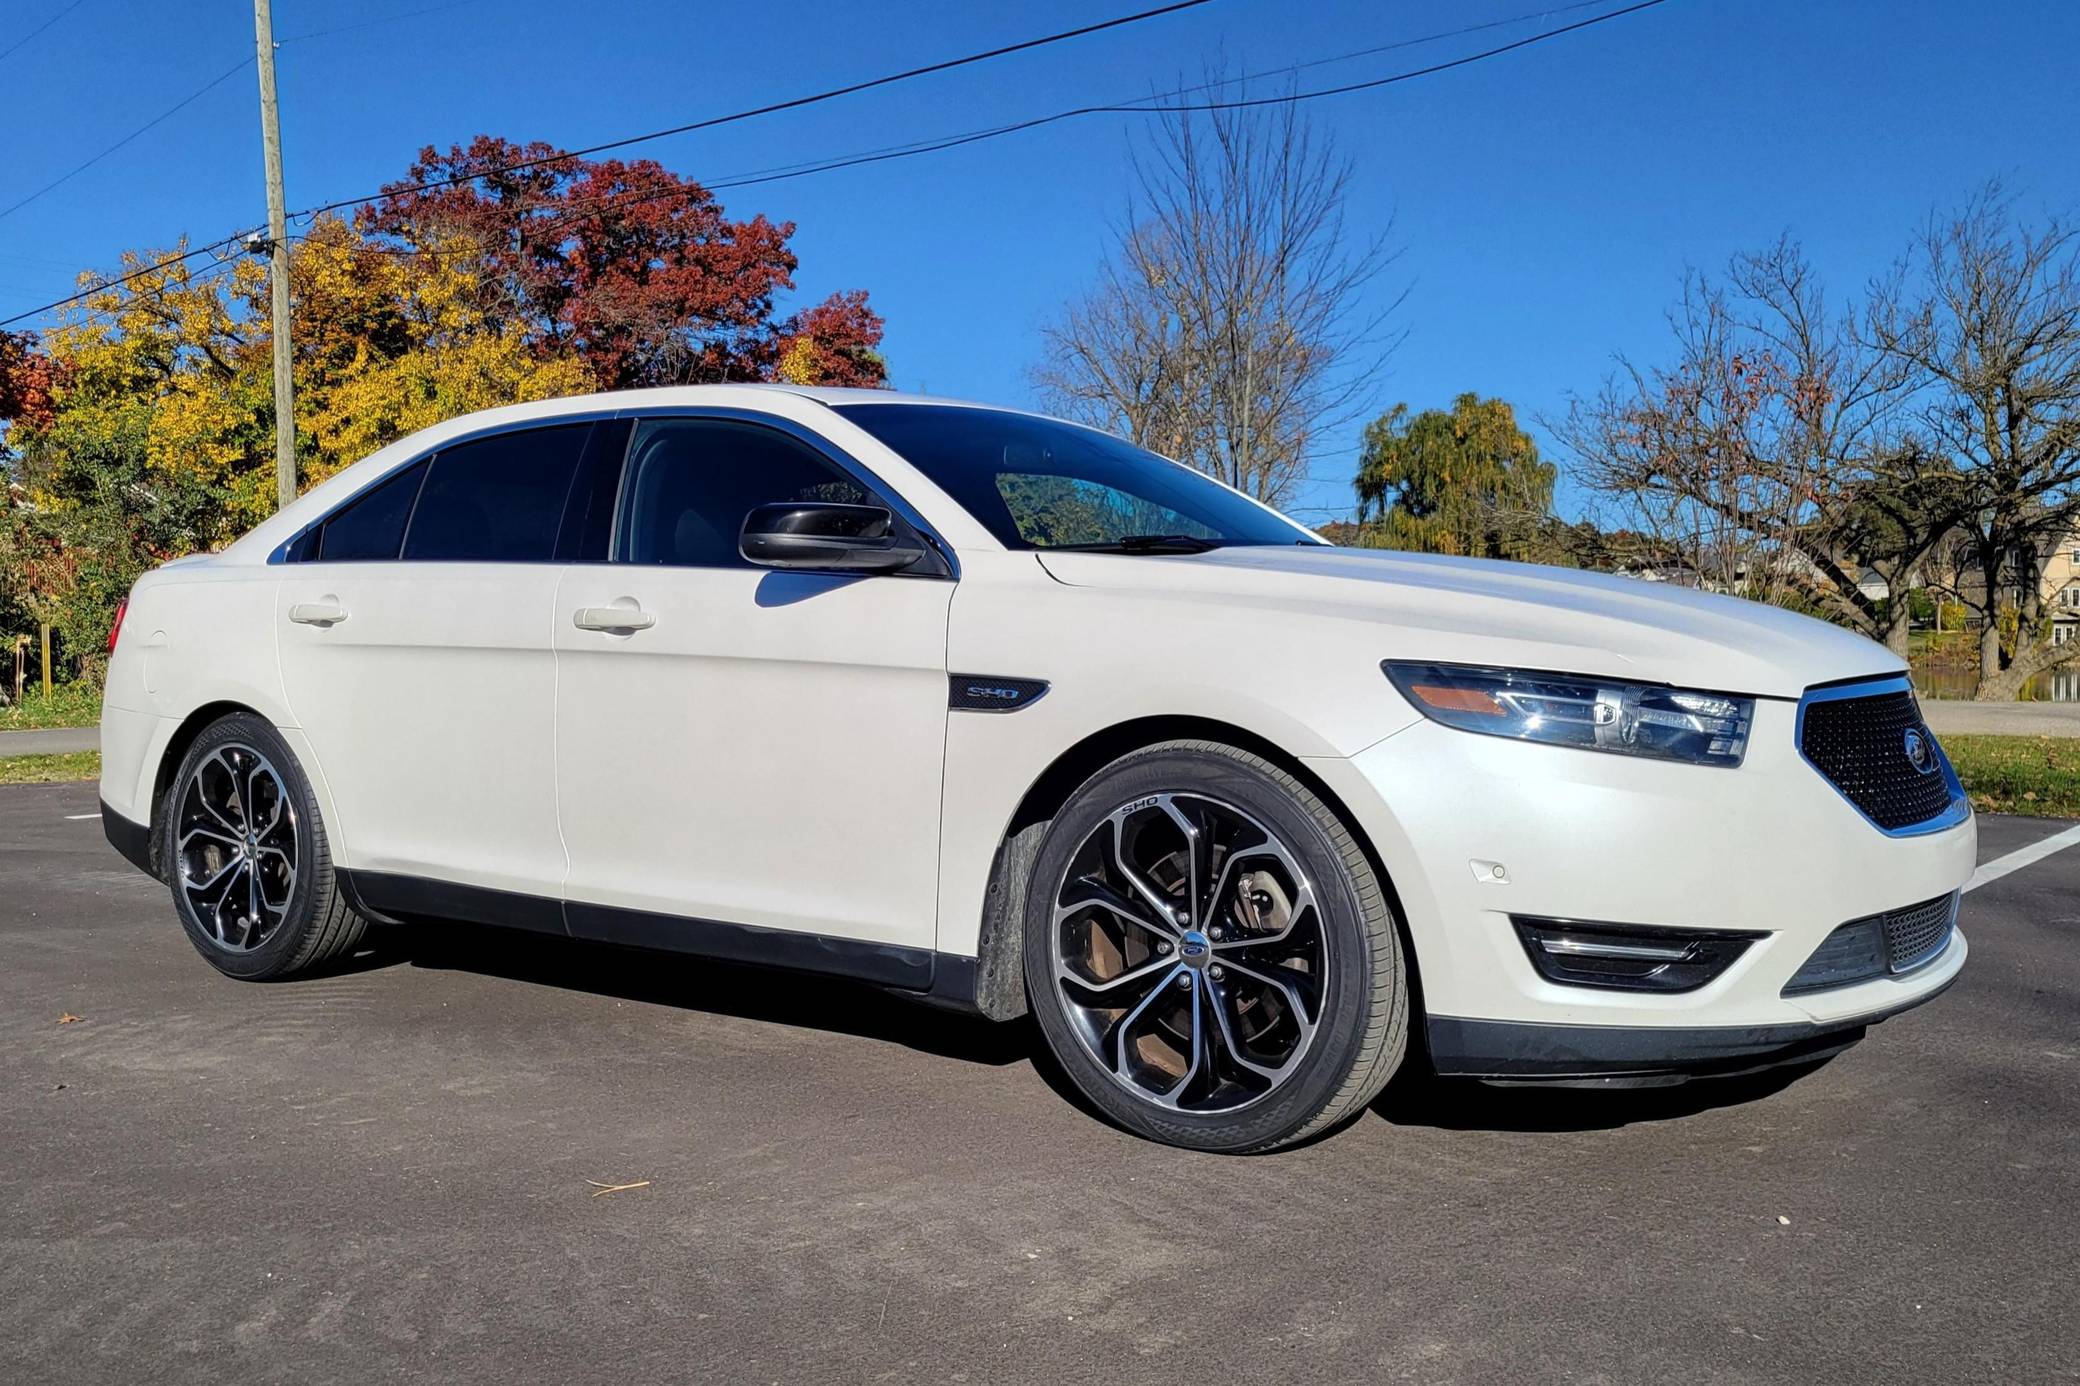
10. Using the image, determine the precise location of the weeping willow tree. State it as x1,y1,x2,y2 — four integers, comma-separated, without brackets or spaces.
1352,393,1555,560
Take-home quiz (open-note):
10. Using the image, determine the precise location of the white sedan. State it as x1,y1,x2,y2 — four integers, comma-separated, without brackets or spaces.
99,386,1973,1152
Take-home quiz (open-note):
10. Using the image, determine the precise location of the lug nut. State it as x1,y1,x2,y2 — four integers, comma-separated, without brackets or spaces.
1157,940,1173,954
1208,926,1224,940
1176,973,1193,989
1209,965,1224,981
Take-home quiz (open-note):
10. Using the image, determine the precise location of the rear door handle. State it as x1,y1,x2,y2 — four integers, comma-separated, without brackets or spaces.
288,600,348,627
573,606,655,633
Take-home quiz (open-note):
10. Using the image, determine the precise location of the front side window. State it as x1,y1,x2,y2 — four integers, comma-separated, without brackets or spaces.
832,403,1314,551
401,423,592,563
617,418,870,568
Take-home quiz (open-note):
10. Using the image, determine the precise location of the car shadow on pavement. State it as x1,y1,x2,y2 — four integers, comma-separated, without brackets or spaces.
353,921,1036,1069
1371,1058,1828,1134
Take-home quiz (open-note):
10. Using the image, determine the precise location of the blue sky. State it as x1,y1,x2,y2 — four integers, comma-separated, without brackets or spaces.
3,0,2076,522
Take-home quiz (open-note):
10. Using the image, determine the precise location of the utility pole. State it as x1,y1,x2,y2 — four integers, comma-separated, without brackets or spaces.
252,0,295,512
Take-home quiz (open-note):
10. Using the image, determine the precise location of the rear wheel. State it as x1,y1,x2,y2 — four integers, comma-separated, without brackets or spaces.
1024,740,1407,1152
163,712,367,980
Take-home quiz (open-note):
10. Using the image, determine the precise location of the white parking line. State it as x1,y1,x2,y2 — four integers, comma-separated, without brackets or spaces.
1965,822,2080,893
63,813,98,821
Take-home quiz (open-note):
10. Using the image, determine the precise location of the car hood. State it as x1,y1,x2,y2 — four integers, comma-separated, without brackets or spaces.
1034,545,1902,699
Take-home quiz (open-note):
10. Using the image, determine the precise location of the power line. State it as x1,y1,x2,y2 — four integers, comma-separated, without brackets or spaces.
0,238,248,329
2,0,1221,326
371,0,1677,256
277,0,489,45
0,0,89,64
0,56,254,223
5,0,1675,330
699,0,1677,191
293,0,1224,219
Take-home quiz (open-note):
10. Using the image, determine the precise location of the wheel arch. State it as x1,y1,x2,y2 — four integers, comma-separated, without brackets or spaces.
139,700,272,879
962,715,1423,1030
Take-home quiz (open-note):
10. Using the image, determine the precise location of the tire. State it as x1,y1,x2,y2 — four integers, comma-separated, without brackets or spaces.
161,712,368,981
1023,740,1407,1153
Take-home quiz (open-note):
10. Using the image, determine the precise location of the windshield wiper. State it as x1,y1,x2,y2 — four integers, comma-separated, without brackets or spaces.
1052,533,1227,554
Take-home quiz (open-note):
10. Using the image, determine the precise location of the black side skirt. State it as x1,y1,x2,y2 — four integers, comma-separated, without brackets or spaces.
339,868,977,1007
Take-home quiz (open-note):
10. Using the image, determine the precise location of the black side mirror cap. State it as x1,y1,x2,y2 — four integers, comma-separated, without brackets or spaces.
738,502,927,574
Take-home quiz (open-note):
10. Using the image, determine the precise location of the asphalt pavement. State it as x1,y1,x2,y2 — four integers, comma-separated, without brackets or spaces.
0,726,97,755
2,782,2074,1384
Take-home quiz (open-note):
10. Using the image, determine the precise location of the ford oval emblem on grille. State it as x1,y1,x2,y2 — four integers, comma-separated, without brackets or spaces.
1903,727,1936,775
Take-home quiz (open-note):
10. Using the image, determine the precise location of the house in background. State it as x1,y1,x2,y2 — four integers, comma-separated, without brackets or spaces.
2046,527,2080,645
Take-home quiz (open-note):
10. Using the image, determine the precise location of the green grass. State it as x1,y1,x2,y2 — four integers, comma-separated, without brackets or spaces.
1944,734,2080,818
0,682,102,731
0,750,100,785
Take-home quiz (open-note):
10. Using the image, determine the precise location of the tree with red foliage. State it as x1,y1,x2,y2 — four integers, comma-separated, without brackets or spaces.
362,136,886,390
0,331,60,434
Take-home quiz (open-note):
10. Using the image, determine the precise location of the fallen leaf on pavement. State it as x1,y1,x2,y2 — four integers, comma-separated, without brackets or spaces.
58,1013,83,1024
586,1180,651,1198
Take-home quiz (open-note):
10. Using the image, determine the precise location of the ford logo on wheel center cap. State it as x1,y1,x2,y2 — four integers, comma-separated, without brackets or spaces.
1177,930,1211,967
1904,727,1937,775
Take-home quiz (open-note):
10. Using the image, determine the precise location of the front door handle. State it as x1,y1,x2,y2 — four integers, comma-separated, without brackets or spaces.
573,605,656,633
288,600,348,627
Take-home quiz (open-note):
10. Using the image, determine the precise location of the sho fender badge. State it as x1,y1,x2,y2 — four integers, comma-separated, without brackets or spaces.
948,674,1050,713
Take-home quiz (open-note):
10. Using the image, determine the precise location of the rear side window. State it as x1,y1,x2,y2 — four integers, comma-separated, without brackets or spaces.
402,424,592,563
314,460,427,561
618,418,870,568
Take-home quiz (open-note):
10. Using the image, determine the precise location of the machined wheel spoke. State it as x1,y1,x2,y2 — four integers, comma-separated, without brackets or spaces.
1057,876,1178,942
1216,954,1321,1033
1204,975,1304,1085
179,824,241,855
1212,895,1319,954
1155,796,1216,928
1148,978,1206,1108
1059,954,1178,1001
1108,813,1186,930
181,849,244,895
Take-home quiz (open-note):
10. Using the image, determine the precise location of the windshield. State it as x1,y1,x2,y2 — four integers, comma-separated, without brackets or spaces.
831,403,1317,551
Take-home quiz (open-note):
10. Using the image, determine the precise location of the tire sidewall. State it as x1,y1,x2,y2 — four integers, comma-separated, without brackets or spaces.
1023,745,1383,1152
163,714,326,981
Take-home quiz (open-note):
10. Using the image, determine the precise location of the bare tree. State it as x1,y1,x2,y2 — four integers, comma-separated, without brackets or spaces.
1035,84,1397,506
1557,238,1960,652
1864,181,2080,698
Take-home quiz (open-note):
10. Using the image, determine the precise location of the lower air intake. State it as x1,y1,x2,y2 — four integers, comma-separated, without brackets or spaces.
1783,892,1958,995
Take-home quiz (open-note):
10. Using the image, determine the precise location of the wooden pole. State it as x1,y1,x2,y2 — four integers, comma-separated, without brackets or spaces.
40,621,52,699
253,0,297,512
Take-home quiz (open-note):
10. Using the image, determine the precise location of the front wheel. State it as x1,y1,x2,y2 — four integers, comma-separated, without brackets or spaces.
1023,740,1408,1152
163,712,368,981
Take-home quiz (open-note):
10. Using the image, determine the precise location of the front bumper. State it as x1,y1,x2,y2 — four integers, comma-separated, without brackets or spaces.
1427,953,1960,1084
1304,696,1975,1075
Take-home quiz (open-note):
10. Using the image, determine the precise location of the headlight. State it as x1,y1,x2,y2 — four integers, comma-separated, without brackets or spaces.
1382,662,1753,767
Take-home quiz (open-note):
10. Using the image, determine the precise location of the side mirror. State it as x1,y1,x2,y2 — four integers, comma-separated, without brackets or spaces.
738,502,927,574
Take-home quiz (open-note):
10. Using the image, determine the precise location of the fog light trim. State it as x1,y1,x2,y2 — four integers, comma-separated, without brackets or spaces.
1512,916,1766,994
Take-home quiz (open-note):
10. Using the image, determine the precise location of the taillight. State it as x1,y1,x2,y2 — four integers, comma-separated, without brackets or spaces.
107,598,128,653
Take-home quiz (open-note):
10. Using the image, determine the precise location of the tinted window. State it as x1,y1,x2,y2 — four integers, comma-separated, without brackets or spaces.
315,460,427,562
833,403,1310,550
618,419,869,568
402,424,592,563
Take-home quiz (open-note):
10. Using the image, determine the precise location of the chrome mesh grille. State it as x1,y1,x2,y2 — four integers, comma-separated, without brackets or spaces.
1883,893,1957,972
1799,688,1955,831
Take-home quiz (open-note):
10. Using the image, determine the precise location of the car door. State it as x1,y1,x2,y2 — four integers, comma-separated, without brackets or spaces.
276,420,621,913
553,412,955,966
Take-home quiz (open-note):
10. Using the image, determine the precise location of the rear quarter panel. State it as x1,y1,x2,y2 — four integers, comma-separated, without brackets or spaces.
98,565,320,837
